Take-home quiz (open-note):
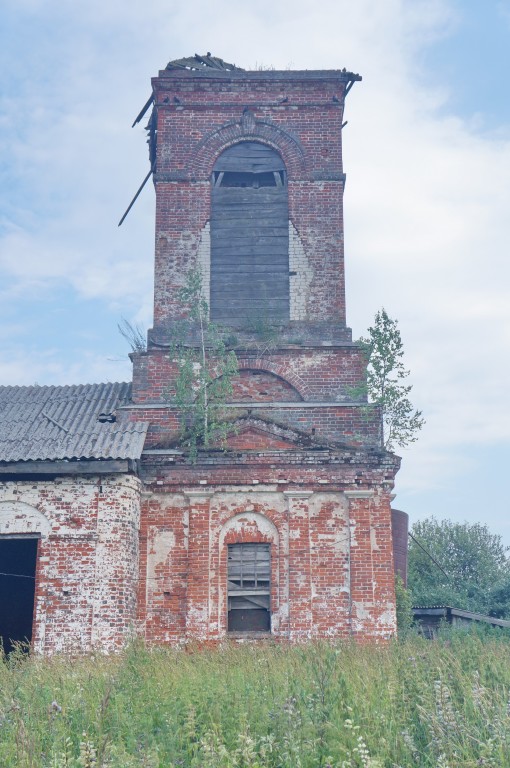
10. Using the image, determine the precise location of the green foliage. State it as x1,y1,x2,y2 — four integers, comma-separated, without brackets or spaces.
360,308,424,451
395,574,414,635
2,635,510,766
408,517,510,616
117,318,147,354
169,268,238,461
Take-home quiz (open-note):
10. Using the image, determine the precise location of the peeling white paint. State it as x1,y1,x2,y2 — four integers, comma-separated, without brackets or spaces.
146,529,176,602
0,476,141,654
0,501,51,536
289,220,313,320
378,605,397,631
196,220,211,316
219,509,279,548
352,600,373,621
349,520,358,548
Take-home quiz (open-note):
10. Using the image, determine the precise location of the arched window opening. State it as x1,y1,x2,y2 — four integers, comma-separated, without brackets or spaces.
211,142,289,323
227,542,271,632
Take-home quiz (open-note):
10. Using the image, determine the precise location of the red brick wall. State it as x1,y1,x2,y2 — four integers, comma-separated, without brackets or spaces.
150,70,349,328
132,347,368,404
0,66,401,652
0,477,141,653
137,471,398,643
122,68,400,646
127,342,381,449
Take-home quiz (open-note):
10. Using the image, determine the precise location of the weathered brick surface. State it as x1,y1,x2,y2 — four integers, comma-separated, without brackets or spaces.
0,476,141,653
137,455,398,642
132,347,368,404
151,70,349,327
1,64,401,652
129,64,400,644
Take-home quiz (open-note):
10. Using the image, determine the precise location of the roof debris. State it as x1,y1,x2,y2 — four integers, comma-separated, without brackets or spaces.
166,53,244,72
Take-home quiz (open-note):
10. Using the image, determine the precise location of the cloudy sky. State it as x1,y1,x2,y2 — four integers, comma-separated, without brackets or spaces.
1,0,509,542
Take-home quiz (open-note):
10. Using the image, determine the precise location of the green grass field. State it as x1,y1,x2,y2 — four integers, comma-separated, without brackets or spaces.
1,631,510,767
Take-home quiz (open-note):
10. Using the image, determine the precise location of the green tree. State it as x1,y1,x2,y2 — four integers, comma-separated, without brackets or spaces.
170,268,238,461
361,308,424,451
395,574,414,635
408,517,510,616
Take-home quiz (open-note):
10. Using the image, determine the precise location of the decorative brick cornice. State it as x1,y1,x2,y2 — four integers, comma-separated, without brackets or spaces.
344,490,375,499
183,489,214,499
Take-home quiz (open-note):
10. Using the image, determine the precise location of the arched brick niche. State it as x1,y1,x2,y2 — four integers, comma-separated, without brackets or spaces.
0,501,51,536
218,510,280,634
230,369,303,403
236,358,310,399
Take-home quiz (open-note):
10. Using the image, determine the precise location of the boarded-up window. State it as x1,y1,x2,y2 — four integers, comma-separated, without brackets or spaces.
211,142,289,323
227,542,271,632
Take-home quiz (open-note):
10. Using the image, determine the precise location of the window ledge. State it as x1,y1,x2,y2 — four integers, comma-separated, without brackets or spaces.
227,631,272,639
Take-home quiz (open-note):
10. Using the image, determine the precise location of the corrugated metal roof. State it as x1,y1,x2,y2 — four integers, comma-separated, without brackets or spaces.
0,382,148,462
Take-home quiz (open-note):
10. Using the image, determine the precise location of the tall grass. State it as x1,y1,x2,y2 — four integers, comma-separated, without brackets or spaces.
1,631,510,767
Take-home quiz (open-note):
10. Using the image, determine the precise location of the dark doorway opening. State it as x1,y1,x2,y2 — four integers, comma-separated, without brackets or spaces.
0,537,38,654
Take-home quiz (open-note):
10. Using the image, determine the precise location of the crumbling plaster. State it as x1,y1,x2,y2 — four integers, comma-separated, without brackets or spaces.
0,476,141,653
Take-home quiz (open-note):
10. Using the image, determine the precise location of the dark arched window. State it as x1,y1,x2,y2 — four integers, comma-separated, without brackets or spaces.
210,142,289,323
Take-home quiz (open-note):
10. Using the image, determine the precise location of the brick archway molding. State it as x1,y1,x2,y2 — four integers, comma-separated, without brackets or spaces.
0,501,51,536
188,113,307,180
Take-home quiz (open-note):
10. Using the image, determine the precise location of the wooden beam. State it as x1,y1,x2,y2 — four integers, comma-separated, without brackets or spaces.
0,460,130,476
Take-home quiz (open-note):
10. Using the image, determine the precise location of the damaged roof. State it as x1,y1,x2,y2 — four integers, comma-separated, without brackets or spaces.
0,382,148,462
166,53,244,72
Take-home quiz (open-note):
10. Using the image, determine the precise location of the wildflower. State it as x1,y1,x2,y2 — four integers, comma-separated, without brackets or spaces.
79,733,97,767
353,734,372,768
434,678,457,730
402,729,419,762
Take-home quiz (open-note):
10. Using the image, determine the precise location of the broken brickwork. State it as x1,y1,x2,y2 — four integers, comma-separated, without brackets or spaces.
126,58,400,643
0,475,141,653
0,56,400,653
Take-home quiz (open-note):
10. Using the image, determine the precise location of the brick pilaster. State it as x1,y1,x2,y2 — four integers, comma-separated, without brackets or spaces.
284,491,313,639
346,490,375,638
184,490,214,640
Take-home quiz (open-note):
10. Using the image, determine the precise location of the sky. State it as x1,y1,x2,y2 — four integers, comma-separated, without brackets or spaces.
1,0,509,543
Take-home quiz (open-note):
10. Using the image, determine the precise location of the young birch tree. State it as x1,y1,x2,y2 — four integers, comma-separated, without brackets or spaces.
170,268,238,461
361,308,425,452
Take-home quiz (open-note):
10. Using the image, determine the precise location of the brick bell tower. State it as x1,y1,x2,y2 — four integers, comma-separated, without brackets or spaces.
126,54,400,642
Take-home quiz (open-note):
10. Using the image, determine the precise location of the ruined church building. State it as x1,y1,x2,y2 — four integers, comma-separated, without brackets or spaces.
0,55,401,653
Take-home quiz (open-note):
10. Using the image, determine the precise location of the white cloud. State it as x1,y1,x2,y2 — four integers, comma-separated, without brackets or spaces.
1,0,509,534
